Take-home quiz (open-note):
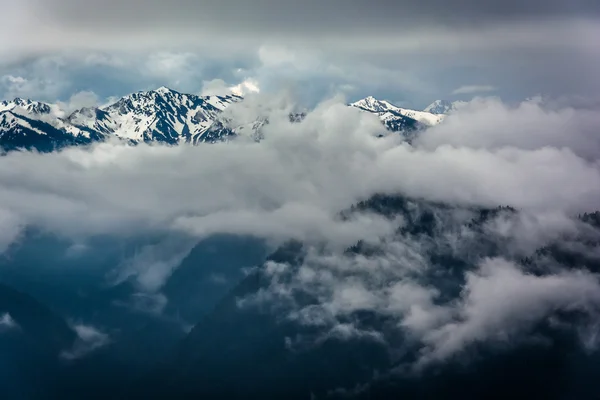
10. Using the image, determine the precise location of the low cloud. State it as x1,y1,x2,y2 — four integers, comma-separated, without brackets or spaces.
255,215,600,371
60,324,110,360
416,97,600,161
0,209,22,253
113,292,169,315
419,257,600,364
0,313,19,332
0,93,599,296
109,237,197,293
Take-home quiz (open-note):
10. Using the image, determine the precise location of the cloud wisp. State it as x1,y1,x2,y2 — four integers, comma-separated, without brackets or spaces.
61,324,111,360
0,313,19,332
452,85,497,95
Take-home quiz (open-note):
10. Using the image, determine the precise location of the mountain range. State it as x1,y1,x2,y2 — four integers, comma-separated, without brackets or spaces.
2,87,600,399
0,87,460,152
3,199,599,399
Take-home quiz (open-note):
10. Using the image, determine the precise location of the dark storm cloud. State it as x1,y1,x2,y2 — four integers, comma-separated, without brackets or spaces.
34,0,600,31
8,0,599,57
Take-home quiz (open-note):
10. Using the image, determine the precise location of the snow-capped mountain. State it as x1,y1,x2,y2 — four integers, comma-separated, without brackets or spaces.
0,109,98,152
1,98,108,140
1,98,60,116
99,87,241,144
350,96,445,126
423,99,467,115
1,88,450,153
0,87,243,152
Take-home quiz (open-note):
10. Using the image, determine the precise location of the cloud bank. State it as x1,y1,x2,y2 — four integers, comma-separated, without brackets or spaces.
1,93,600,375
1,95,599,246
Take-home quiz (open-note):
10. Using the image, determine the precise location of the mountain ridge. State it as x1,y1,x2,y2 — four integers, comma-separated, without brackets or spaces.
0,88,453,152
423,99,467,114
350,96,445,126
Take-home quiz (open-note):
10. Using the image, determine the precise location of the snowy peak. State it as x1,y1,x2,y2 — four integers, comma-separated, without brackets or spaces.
106,87,241,114
1,88,461,153
154,86,172,95
66,107,115,135
0,110,40,132
0,98,57,116
0,98,98,142
423,100,451,114
351,96,399,114
100,87,242,144
423,100,467,115
67,107,110,123
0,109,96,152
351,96,445,126
0,87,244,151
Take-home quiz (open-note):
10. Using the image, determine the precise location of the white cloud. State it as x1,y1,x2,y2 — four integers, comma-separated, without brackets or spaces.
0,74,64,101
0,209,23,253
416,97,600,160
200,79,231,96
3,75,27,85
57,90,100,114
230,78,260,96
109,237,197,292
0,88,598,384
143,52,200,87
419,258,600,364
0,313,19,332
481,209,582,256
113,292,169,315
452,85,497,95
61,324,110,360
0,56,72,102
254,218,600,370
0,96,599,238
200,78,261,97
0,94,600,292
0,1,598,387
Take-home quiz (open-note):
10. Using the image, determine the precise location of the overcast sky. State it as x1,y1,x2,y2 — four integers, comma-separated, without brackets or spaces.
1,0,599,108
2,1,600,368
